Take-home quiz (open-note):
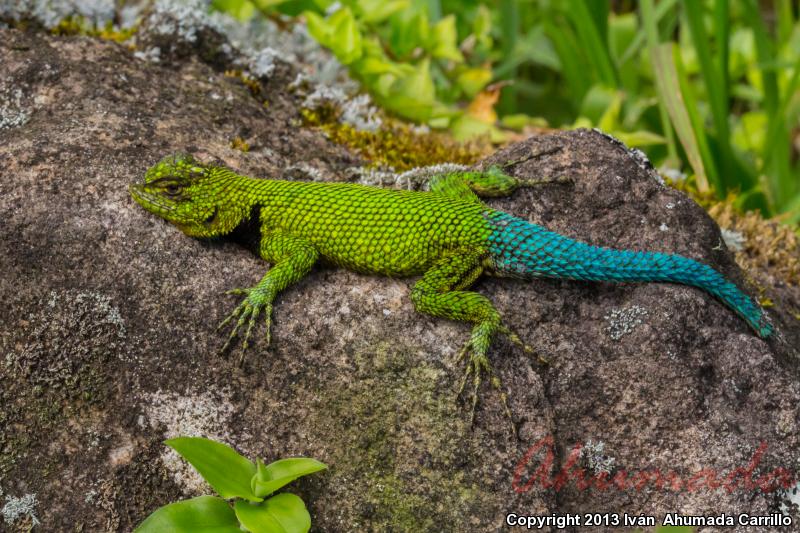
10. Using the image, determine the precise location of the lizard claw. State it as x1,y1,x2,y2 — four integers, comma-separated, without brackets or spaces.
498,325,550,365
217,287,273,362
454,334,516,437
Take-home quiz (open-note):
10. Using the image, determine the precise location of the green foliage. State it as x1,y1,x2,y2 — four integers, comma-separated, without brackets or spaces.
214,0,497,138
211,0,800,223
479,0,799,222
134,437,326,533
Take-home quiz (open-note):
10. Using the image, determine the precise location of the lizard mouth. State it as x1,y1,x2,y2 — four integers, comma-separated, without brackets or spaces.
129,184,175,215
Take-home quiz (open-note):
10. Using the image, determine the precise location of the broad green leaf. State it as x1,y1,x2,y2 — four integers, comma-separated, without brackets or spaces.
304,11,332,48
579,85,616,125
499,114,549,131
380,58,436,121
399,58,435,103
473,4,492,40
450,114,497,141
388,10,429,59
329,7,362,64
456,67,492,99
356,0,408,24
353,55,403,76
251,458,328,498
732,111,767,153
428,15,463,62
597,92,622,132
608,12,637,63
135,496,240,533
166,437,261,502
234,494,311,533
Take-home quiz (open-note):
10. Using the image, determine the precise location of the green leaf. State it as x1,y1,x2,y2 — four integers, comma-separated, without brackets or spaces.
381,58,436,121
456,67,492,99
428,15,463,62
597,91,622,132
234,494,311,533
450,114,507,142
134,496,240,533
564,0,618,86
648,42,712,192
473,4,492,41
166,437,261,502
327,7,362,64
304,10,332,48
684,0,735,194
388,9,429,59
499,114,549,131
579,85,617,125
251,458,328,498
613,130,667,147
356,0,408,24
354,56,403,76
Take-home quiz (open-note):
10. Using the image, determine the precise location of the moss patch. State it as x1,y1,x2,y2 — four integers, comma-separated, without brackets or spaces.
301,109,489,171
306,341,494,531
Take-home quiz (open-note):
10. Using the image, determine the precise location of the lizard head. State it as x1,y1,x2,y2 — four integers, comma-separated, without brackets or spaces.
130,153,247,238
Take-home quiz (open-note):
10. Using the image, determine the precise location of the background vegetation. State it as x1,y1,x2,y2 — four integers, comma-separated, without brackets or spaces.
212,0,799,226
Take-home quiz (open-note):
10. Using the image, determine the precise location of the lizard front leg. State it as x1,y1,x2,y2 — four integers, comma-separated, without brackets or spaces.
218,231,319,362
410,248,516,430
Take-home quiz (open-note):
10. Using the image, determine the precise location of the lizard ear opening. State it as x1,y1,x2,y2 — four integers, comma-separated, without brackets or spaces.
204,207,218,225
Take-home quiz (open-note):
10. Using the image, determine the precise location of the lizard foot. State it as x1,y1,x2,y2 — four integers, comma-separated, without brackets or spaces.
217,287,273,365
453,325,516,437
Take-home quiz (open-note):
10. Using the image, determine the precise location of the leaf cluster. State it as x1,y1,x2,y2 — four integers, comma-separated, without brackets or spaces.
135,437,327,533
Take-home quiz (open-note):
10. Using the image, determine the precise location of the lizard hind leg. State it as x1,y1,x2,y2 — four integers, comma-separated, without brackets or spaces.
410,249,516,434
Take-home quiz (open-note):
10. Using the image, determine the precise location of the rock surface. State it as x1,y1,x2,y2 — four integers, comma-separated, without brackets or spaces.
1,27,799,532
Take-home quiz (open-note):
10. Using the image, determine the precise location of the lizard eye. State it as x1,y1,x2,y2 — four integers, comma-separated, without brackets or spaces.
165,184,181,195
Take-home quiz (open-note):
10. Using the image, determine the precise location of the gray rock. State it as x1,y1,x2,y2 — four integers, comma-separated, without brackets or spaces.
1,28,798,532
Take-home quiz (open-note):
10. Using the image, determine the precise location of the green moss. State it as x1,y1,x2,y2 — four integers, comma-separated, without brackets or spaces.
50,16,138,44
309,340,495,531
301,109,489,171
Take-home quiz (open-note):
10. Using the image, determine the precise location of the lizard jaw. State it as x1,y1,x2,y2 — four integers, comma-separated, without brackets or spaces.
129,183,175,218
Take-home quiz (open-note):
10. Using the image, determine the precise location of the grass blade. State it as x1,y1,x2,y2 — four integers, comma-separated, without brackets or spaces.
640,0,678,166
649,43,711,192
684,0,733,193
564,0,618,87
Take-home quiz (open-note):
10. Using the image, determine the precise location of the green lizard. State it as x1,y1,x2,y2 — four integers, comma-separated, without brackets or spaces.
130,153,772,423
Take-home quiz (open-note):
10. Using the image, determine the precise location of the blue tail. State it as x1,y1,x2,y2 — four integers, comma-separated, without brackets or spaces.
486,213,772,338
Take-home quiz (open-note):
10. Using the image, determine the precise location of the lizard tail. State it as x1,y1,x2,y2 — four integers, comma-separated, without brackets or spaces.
487,214,773,338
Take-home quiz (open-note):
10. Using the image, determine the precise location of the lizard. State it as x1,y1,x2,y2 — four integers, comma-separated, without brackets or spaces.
130,153,773,425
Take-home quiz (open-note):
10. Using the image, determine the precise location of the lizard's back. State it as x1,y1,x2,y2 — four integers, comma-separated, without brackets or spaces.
259,180,493,276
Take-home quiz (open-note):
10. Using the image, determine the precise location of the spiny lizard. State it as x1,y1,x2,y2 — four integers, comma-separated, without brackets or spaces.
130,153,773,425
